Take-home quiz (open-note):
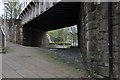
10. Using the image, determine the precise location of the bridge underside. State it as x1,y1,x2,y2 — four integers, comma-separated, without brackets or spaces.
23,2,81,47
24,2,81,31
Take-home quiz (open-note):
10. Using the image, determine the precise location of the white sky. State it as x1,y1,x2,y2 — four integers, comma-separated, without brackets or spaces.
0,0,4,17
0,0,24,17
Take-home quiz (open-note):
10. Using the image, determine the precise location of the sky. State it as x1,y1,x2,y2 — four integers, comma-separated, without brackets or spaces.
0,0,24,17
0,0,4,17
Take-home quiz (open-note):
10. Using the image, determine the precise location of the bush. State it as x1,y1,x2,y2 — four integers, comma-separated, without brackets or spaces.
70,46,78,48
49,42,71,45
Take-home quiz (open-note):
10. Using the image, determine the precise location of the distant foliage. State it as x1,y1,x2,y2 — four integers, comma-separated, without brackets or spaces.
48,25,78,46
49,42,71,45
4,0,21,19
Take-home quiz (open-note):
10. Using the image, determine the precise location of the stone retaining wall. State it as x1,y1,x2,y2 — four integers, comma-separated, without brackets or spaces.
78,2,120,78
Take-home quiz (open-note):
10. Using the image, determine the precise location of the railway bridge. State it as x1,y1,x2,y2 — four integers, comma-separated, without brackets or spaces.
18,1,120,79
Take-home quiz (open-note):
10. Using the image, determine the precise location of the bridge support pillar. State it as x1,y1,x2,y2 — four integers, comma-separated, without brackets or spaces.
77,3,120,78
23,26,49,47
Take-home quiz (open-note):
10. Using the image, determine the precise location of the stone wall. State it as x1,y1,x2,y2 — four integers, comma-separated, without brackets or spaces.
6,19,22,44
112,2,120,79
15,25,23,44
23,25,49,47
78,2,120,78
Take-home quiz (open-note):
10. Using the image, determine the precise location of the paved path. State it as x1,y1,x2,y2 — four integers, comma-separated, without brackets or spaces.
2,42,85,78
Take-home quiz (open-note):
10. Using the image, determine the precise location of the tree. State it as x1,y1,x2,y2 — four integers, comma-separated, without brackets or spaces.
4,0,21,42
48,28,69,42
48,29,63,42
48,26,78,46
4,0,21,20
67,25,78,46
